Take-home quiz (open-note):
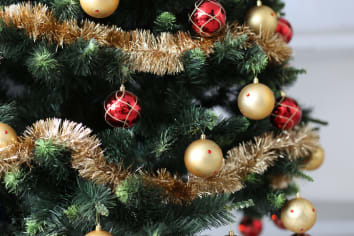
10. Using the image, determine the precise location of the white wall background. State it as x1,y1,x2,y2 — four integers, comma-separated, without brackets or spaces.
204,1,354,235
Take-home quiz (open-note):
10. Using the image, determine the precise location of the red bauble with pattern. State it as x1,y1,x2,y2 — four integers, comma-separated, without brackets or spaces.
271,97,302,130
190,0,226,37
238,217,263,236
104,86,141,128
271,214,286,230
276,18,293,43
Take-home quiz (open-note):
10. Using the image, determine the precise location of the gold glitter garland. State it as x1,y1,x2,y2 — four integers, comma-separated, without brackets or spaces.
0,3,292,76
0,118,318,203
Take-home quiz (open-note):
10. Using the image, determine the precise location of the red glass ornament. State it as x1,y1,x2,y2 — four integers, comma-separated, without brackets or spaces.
276,18,293,43
104,86,141,128
190,0,226,37
271,214,286,230
270,97,302,130
238,217,263,236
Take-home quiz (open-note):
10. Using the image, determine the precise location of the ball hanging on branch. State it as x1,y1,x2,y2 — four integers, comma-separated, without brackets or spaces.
184,134,223,177
276,17,293,43
271,214,286,230
80,0,120,18
104,85,141,128
238,77,275,120
281,195,317,234
245,0,278,35
238,217,263,236
302,146,325,171
270,96,302,130
189,0,226,37
0,123,17,148
86,225,113,236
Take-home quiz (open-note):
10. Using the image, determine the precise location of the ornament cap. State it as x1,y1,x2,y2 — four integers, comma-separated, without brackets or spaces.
257,0,262,6
253,77,259,84
296,192,301,198
280,90,286,97
201,134,206,140
96,225,102,231
228,231,235,236
120,84,126,92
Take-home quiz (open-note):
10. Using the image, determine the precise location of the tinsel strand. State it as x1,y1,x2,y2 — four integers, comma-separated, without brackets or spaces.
0,118,318,203
0,3,292,76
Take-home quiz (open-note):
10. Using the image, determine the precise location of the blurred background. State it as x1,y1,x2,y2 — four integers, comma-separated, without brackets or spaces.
202,0,354,235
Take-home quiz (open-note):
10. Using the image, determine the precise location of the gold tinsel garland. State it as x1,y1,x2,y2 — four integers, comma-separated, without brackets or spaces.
0,118,318,203
0,3,292,76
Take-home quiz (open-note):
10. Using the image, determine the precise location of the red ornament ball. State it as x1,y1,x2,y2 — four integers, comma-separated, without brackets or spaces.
271,214,286,230
190,0,226,37
104,86,141,128
276,18,293,43
238,217,263,236
270,97,302,130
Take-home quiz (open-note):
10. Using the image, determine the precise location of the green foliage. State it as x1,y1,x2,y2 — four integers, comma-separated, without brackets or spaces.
115,176,161,208
231,199,255,210
0,102,16,124
212,116,250,146
51,0,82,21
213,33,248,65
63,205,79,221
60,39,100,77
154,12,180,33
25,218,44,236
267,192,286,209
4,170,25,194
72,180,117,224
151,128,176,158
0,21,33,61
174,105,218,136
34,139,70,181
182,48,207,83
26,44,62,84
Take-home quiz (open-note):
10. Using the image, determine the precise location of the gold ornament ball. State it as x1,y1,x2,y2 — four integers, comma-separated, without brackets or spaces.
80,0,120,18
0,123,17,148
238,80,275,120
281,197,317,234
184,135,223,178
245,2,278,34
86,225,113,236
302,146,325,171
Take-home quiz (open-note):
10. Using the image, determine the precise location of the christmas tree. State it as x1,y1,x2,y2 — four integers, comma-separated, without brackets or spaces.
0,0,325,235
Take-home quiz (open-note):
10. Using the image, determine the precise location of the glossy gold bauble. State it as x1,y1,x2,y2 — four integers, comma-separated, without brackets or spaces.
245,1,278,34
184,135,223,178
238,78,275,120
86,225,113,236
80,0,120,18
0,123,17,148
281,196,317,233
302,146,325,171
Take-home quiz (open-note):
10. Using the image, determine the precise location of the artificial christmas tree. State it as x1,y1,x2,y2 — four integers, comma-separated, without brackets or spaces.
0,0,325,235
